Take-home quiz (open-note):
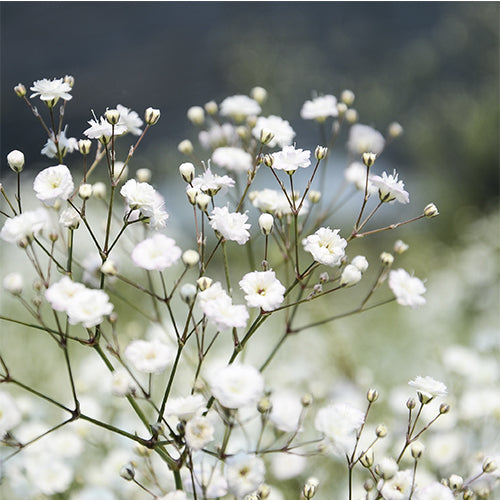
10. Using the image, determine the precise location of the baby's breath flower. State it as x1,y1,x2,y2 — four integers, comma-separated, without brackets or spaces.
302,227,347,267
408,376,447,402
212,146,253,173
347,123,385,156
187,105,205,125
124,339,175,374
116,104,143,135
33,164,74,206
220,94,261,121
30,77,73,105
258,213,274,235
3,272,23,295
340,264,362,287
250,86,268,104
59,206,81,229
83,116,127,140
252,115,295,148
389,269,426,308
394,239,409,254
345,162,377,193
131,234,181,271
239,270,286,311
300,95,338,121
41,127,79,159
225,453,265,498
0,208,49,244
271,145,311,173
7,150,25,172
209,206,251,245
145,107,160,125
370,170,409,204
0,391,22,436
185,416,215,450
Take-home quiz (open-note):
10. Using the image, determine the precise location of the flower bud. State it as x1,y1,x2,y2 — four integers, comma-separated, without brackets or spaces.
362,152,377,168
301,393,313,407
145,107,160,125
380,252,394,266
463,489,475,500
7,150,25,173
351,255,369,273
376,458,398,480
135,168,151,183
182,249,200,267
315,145,328,160
364,479,375,492
196,193,211,212
186,187,198,205
101,259,118,276
406,397,417,410
337,102,348,116
119,463,135,481
79,183,92,200
259,213,274,235
482,457,497,474
92,182,107,199
105,108,120,125
263,153,274,167
180,283,197,305
59,207,81,229
360,450,374,468
393,239,409,254
376,424,388,438
341,89,355,106
340,264,362,287
411,442,425,459
345,108,358,123
302,477,319,499
260,129,275,145
251,86,268,104
319,272,329,283
257,484,271,499
439,403,450,414
3,273,23,295
246,115,257,128
308,190,321,204
178,139,194,155
187,106,205,125
179,162,195,183
236,126,249,140
78,139,92,155
14,83,27,97
424,203,439,218
197,276,212,291
448,474,463,491
204,100,218,115
367,388,379,403
257,397,272,414
64,75,75,87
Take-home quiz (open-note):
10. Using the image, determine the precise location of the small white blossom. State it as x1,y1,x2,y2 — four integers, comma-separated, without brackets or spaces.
340,264,362,286
199,123,239,149
41,126,79,159
182,459,228,499
45,277,86,312
225,453,266,498
200,291,249,331
252,115,296,148
121,179,169,226
59,206,81,229
378,470,413,500
408,376,447,400
271,145,311,173
220,94,261,120
185,415,215,450
131,234,182,271
110,368,137,397
30,77,72,103
345,162,377,193
270,392,303,433
24,456,73,495
33,164,74,206
116,104,143,135
388,269,426,308
347,124,385,156
239,270,286,311
212,147,253,173
413,483,454,500
210,363,264,409
165,394,206,419
0,391,22,436
3,272,23,295
191,167,235,194
209,206,251,245
83,116,127,139
0,208,49,244
351,255,369,272
370,170,409,204
300,95,339,121
250,188,309,216
124,339,175,374
302,227,347,267
66,288,114,327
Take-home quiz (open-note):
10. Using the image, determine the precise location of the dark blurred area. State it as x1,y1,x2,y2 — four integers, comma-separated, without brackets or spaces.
1,2,499,241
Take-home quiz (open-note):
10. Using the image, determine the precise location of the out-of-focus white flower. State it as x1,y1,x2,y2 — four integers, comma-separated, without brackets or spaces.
345,162,377,193
408,376,447,400
131,233,182,271
250,188,309,217
413,482,454,500
209,206,251,245
0,208,49,244
212,147,253,173
191,167,235,194
70,487,117,500
220,95,261,120
59,206,81,229
185,415,215,450
165,394,206,419
225,453,266,498
378,469,413,500
271,145,311,173
347,124,385,156
83,116,127,139
30,77,72,103
199,123,239,149
426,431,462,467
302,227,347,267
116,104,143,135
41,126,79,159
110,368,137,397
252,115,295,148
269,392,303,433
124,339,175,374
157,491,189,500
389,269,426,308
300,95,339,121
351,255,369,273
370,170,409,204
45,276,86,312
271,452,307,480
340,264,362,286
239,270,286,311
24,455,74,495
0,391,21,436
33,164,74,206
182,459,228,498
200,291,249,331
315,403,365,455
210,363,264,409
3,272,24,295
65,288,114,328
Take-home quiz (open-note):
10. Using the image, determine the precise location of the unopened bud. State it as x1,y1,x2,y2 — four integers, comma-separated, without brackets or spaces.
362,152,377,168
360,450,374,468
105,109,120,125
186,187,198,205
463,489,475,500
78,139,92,155
364,479,375,492
257,484,271,499
482,457,497,474
204,100,218,115
7,150,25,172
260,129,275,145
380,252,394,266
302,477,319,499
179,162,195,183
259,213,274,235
64,75,75,87
119,463,135,481
187,106,205,125
197,276,212,291
424,203,439,218
301,393,313,407
178,139,193,155
92,182,107,199
257,397,272,414
376,458,398,480
341,89,355,106
448,474,463,491
14,83,27,97
315,145,328,160
145,107,160,125
376,424,388,438
388,122,403,139
263,153,274,167
196,193,211,211
3,273,23,295
180,283,197,305
411,442,425,459
236,126,249,140
319,272,329,283
439,403,450,414
308,190,321,204
337,102,348,116
101,259,118,276
182,249,200,267
345,108,358,124
251,86,268,104
406,398,417,410
393,239,409,254
367,389,379,403
340,264,362,287
79,183,92,200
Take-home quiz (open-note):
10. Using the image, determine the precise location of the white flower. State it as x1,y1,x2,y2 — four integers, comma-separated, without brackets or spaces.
271,453,307,480
33,164,74,206
347,124,385,156
351,255,369,272
370,170,409,204
0,208,49,244
131,234,182,271
24,456,73,495
212,147,253,173
199,123,239,149
66,288,114,327
116,104,143,135
388,269,426,308
413,483,454,500
120,179,169,226
0,391,21,436
315,403,365,455
59,206,81,229
3,272,23,295
83,116,127,139
185,416,215,450
200,292,249,331
191,167,235,194
340,264,362,286
210,363,264,409
110,368,137,397
239,270,286,311
408,376,447,400
225,453,266,498
271,145,311,172
378,470,413,500
220,94,261,120
300,95,339,121
124,339,175,374
41,126,79,159
250,188,309,216
165,394,206,419
345,162,377,193
157,491,189,500
302,227,347,267
252,115,296,148
269,392,303,433
30,77,72,103
209,206,251,245
45,276,86,312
